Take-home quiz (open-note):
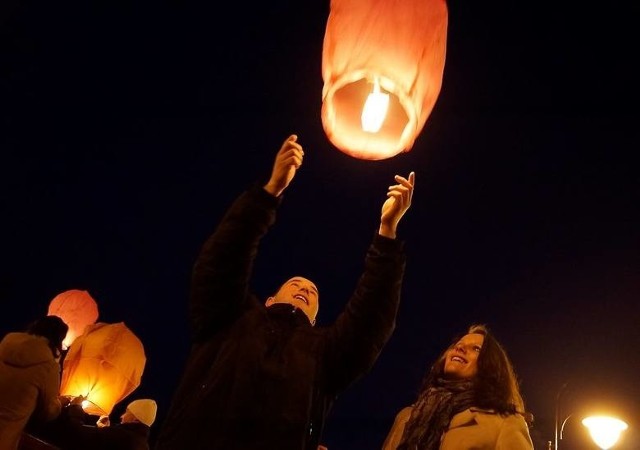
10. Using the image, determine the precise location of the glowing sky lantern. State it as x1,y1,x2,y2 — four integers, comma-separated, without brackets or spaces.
47,289,99,349
59,322,146,416
321,0,448,160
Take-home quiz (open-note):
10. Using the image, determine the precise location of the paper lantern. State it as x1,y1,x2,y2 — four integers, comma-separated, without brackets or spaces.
321,0,448,160
48,289,99,349
59,322,146,416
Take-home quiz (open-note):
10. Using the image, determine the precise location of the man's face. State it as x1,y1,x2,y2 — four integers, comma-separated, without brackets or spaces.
443,333,484,379
266,276,319,325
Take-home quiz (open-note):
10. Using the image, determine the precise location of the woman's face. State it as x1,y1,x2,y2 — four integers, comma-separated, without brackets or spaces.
443,332,484,379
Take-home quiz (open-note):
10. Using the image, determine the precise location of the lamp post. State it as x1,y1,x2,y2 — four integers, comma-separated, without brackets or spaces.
554,381,569,450
552,382,629,450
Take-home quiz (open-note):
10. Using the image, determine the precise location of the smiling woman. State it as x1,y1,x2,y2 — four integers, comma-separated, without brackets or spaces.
381,324,534,450
442,330,484,379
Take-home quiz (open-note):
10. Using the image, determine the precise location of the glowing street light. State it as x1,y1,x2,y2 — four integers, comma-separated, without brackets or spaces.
582,416,628,450
552,382,630,449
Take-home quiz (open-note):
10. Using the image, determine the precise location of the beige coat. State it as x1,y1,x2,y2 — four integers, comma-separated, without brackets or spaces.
0,332,62,450
382,405,533,450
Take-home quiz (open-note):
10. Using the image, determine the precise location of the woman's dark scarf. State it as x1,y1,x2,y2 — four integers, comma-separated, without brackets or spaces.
397,378,475,450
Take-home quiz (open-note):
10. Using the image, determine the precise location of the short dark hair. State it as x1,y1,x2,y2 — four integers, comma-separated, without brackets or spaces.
27,315,69,357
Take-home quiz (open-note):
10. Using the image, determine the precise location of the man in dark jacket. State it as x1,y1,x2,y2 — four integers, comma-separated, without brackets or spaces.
155,134,415,450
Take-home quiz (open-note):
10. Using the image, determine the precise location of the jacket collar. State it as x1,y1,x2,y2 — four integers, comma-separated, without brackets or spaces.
448,407,498,429
266,303,312,327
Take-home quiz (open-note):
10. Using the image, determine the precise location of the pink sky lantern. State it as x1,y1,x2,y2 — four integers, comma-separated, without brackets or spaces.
321,0,448,160
47,289,99,349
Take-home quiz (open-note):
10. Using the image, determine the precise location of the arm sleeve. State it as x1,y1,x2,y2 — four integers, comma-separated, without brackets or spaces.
35,361,62,421
496,414,534,450
382,406,413,450
324,232,406,393
189,184,280,341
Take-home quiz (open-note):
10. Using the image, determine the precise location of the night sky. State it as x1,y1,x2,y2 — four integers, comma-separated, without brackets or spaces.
2,1,639,449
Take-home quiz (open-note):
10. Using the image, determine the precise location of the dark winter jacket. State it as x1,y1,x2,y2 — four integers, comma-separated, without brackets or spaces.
155,184,406,450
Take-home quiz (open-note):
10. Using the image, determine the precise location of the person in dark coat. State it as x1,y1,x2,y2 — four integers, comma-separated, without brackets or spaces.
154,134,415,450
43,397,157,450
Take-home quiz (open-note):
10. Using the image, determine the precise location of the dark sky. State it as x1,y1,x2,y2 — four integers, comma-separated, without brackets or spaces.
2,1,639,449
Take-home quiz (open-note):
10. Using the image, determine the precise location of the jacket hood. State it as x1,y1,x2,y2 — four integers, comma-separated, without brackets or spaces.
0,332,56,368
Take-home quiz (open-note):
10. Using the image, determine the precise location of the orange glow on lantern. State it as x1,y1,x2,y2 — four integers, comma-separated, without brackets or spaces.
321,0,448,160
59,322,146,416
47,289,99,349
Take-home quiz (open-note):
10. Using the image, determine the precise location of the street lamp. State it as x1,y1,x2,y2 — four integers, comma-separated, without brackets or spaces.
582,416,628,450
552,382,629,450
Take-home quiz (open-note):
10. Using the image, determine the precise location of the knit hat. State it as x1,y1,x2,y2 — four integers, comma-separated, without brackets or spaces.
126,399,157,427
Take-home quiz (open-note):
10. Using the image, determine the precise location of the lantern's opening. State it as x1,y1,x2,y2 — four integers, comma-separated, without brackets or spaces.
325,77,409,160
